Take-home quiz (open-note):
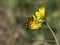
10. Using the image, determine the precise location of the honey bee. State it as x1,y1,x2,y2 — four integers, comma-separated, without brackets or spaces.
25,16,34,30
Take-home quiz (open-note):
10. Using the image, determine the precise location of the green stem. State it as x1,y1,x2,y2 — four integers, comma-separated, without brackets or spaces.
47,22,59,45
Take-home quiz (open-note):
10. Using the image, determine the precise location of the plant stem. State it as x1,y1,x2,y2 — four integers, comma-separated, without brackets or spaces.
47,22,59,45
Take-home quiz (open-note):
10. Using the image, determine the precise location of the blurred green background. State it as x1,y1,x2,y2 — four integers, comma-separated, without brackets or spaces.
0,0,60,45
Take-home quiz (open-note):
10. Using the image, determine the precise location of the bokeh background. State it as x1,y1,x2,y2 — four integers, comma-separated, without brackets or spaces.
0,0,60,45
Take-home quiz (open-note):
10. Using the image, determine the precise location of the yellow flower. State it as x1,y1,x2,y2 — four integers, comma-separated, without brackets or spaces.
29,7,45,30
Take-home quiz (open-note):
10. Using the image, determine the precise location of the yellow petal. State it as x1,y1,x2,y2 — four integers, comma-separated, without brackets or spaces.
32,15,36,21
35,11,41,17
35,11,41,20
29,22,42,30
39,7,45,16
31,24,41,29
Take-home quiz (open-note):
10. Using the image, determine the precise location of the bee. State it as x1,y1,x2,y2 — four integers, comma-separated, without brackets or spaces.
25,16,34,30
